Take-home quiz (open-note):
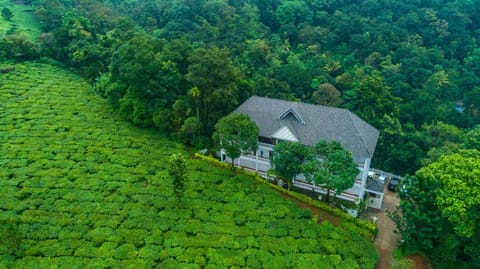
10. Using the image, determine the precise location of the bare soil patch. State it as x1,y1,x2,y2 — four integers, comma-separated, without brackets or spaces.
406,254,430,269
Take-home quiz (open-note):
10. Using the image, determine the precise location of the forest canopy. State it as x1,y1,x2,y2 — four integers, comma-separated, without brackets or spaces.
2,0,480,175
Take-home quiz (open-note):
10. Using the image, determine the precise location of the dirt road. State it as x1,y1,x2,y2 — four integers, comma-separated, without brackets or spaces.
362,186,401,269
364,185,429,269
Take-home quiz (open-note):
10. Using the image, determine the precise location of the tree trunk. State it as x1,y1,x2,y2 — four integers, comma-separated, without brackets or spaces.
231,158,235,170
326,188,331,204
196,101,200,120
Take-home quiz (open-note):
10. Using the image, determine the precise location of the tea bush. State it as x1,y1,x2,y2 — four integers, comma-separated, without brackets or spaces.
0,62,378,267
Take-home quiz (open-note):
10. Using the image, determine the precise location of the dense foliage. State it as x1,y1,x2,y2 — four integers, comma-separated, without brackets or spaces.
0,0,41,39
2,0,479,175
393,150,480,268
302,141,358,203
213,113,259,168
3,1,480,266
1,7,13,21
270,140,358,202
0,61,378,267
269,141,312,189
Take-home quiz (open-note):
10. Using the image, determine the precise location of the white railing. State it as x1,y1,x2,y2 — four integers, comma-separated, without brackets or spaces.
293,179,359,203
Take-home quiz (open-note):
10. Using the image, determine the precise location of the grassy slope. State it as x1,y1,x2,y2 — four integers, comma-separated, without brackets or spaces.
0,0,41,40
0,61,377,268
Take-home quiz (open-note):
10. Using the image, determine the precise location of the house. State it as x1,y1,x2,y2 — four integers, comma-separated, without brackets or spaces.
220,96,382,208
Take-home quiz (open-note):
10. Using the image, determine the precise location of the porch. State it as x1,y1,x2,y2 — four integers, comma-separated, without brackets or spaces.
223,150,381,209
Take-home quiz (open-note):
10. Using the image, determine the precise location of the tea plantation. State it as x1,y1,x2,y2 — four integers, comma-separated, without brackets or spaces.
0,62,378,268
0,0,41,40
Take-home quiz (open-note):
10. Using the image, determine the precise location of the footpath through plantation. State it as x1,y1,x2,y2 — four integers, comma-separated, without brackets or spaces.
0,61,378,268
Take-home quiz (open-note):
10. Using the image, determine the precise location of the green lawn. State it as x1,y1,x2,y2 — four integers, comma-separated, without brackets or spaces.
0,61,378,268
0,0,41,40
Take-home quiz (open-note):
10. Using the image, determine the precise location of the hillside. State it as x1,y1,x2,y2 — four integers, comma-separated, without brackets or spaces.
0,0,40,40
1,1,478,267
0,61,377,267
11,0,478,175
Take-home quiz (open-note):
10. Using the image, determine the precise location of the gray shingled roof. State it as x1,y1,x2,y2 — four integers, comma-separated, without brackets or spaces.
234,96,380,162
366,179,385,193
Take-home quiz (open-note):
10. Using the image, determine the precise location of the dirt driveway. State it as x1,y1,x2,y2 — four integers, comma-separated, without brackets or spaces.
363,185,429,269
283,177,428,268
363,185,401,269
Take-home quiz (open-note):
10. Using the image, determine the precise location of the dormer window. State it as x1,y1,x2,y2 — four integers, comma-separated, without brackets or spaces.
278,108,306,125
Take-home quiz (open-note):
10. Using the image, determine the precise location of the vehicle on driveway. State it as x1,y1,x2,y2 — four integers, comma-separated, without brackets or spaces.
388,177,401,191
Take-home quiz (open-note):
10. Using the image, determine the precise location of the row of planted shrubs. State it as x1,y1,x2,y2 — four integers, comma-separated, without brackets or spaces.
194,153,378,239
1,62,377,267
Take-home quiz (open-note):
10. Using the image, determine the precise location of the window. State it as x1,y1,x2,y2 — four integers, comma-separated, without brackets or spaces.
259,136,275,145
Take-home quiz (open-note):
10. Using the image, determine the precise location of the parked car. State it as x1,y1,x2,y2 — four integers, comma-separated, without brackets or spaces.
378,175,387,184
388,177,401,191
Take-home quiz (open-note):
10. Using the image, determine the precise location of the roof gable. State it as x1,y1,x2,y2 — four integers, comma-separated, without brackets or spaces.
278,108,306,125
271,126,299,142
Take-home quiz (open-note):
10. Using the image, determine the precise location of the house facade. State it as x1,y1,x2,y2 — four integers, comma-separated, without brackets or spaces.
220,96,382,208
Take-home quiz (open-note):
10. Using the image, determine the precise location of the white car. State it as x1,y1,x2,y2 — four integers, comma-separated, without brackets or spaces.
378,175,387,184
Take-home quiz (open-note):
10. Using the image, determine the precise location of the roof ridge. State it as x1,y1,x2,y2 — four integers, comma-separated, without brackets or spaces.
347,111,372,157
252,95,341,111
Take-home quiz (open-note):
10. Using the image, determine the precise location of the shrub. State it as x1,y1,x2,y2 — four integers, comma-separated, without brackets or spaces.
119,228,148,248
74,242,98,258
159,258,181,268
245,249,262,268
0,35,40,61
137,244,162,261
96,242,117,258
87,227,113,247
113,243,138,260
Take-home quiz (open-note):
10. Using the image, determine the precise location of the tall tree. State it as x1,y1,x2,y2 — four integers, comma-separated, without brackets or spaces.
462,125,480,151
179,116,202,147
270,141,312,190
1,7,13,21
0,35,40,61
393,150,480,268
186,46,242,134
302,140,358,203
343,72,400,126
104,33,181,126
420,121,463,165
311,83,341,106
213,113,259,169
168,153,187,201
